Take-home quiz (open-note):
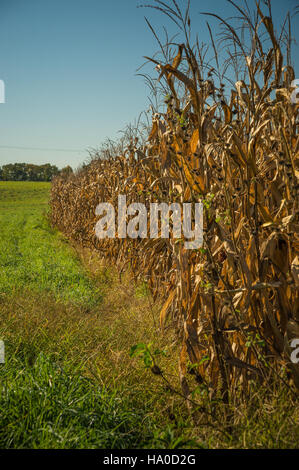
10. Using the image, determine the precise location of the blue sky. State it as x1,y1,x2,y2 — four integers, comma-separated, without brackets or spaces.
0,0,298,169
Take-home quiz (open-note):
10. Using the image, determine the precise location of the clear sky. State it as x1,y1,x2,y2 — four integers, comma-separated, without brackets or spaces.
0,0,298,170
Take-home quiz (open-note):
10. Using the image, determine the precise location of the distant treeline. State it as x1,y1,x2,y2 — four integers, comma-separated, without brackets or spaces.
0,163,73,181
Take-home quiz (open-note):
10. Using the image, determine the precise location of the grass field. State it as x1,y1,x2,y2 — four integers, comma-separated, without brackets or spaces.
0,181,184,449
0,181,102,306
0,182,298,449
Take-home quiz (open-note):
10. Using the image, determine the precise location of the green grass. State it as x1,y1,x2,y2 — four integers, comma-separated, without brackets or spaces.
0,352,151,449
0,182,142,448
0,349,197,449
0,290,197,450
0,181,298,449
0,181,194,449
0,181,101,306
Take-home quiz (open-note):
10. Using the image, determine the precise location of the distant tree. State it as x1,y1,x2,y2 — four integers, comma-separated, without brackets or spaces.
0,163,60,181
40,163,59,181
60,165,73,178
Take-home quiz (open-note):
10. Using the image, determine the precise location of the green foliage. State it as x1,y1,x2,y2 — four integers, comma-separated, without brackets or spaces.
0,182,101,306
130,342,167,369
0,163,61,182
130,343,154,368
245,333,266,349
0,352,153,449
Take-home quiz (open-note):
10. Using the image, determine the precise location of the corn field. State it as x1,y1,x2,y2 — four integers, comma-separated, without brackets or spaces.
50,1,299,406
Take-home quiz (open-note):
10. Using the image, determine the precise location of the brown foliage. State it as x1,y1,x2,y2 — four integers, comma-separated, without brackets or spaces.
50,2,299,402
